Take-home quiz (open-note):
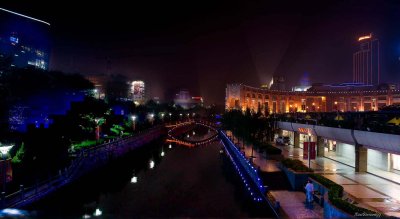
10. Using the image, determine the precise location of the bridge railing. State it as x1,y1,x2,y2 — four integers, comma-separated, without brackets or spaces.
1,126,164,209
219,130,280,218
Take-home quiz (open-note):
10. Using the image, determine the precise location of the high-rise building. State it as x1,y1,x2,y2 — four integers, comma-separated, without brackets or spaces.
131,81,146,105
353,33,380,85
0,8,50,70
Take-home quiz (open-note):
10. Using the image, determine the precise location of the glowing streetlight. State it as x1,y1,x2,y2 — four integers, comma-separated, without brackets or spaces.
149,113,155,125
161,151,165,157
131,115,137,131
169,144,172,149
149,160,155,169
0,144,13,192
94,208,102,216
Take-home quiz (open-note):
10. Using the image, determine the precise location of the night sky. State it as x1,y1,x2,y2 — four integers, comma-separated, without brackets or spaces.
2,0,400,104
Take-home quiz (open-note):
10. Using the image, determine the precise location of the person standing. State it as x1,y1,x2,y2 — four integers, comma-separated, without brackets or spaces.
305,180,314,203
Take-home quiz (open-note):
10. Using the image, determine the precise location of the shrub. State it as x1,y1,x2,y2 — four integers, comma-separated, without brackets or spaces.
309,174,381,216
281,158,313,172
258,142,282,155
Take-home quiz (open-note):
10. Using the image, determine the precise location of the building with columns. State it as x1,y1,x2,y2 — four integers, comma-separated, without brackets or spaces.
226,83,400,114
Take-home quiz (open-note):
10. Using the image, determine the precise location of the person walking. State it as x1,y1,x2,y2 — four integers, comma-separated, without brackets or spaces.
305,180,314,204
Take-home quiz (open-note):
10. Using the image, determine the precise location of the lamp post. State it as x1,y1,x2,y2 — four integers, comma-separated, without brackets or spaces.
131,115,137,131
149,113,155,126
308,132,311,169
94,118,101,141
0,144,13,193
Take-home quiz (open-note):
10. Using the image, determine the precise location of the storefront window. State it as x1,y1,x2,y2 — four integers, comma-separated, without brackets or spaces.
393,154,400,171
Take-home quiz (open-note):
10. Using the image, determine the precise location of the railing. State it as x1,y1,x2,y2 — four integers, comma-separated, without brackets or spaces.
273,112,400,135
167,120,218,147
1,126,165,209
219,131,279,218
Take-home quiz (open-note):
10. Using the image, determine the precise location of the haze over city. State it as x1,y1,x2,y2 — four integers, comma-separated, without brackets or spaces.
3,0,400,104
1,1,400,218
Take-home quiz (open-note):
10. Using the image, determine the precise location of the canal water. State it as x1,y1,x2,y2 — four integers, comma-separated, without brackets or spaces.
24,127,274,218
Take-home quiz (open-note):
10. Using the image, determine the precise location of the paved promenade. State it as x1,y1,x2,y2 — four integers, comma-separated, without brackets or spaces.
275,144,400,217
225,132,323,218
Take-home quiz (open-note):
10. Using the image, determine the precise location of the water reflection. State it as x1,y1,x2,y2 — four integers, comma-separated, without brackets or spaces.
24,125,273,218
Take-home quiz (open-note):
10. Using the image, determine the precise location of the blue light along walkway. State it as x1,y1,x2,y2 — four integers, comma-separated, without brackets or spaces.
219,130,280,218
22,126,274,218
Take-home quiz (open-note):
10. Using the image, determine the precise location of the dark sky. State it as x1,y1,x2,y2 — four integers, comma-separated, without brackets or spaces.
2,0,400,104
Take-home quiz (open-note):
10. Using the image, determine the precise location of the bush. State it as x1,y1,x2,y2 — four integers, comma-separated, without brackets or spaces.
309,174,380,216
281,158,313,172
258,142,282,155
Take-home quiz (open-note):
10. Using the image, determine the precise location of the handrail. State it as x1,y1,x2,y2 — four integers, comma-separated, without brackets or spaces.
219,130,280,218
1,126,164,209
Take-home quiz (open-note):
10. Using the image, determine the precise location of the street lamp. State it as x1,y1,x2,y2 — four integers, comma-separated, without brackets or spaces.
131,115,137,131
307,132,312,169
0,144,13,192
149,114,155,126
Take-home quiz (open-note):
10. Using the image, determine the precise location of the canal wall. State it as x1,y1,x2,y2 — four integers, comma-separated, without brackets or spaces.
2,126,166,209
219,130,280,218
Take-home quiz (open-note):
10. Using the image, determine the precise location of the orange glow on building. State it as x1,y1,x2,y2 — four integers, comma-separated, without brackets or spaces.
358,34,372,41
225,83,400,114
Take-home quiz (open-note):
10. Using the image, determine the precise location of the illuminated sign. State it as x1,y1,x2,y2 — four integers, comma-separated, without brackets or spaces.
297,127,312,134
358,34,371,41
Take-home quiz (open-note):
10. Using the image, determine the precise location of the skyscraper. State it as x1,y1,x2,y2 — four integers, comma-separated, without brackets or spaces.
0,8,50,70
353,33,380,85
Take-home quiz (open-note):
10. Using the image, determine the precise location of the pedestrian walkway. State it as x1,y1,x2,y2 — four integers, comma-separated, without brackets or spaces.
270,191,323,219
275,144,400,217
225,131,323,218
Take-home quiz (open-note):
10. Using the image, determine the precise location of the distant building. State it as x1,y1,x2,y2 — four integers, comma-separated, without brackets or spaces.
269,75,286,90
174,89,203,109
0,8,50,70
85,74,108,99
226,83,400,114
131,81,146,105
353,33,380,85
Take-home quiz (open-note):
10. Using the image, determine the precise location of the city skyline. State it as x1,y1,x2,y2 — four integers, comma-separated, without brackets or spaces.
2,0,400,104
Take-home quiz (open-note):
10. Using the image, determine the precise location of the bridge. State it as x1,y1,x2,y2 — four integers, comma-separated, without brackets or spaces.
166,120,219,147
0,126,165,209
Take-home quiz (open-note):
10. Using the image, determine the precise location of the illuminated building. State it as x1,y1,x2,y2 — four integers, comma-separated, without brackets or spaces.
225,83,400,114
131,81,146,105
86,74,108,99
174,89,203,109
0,8,50,70
353,33,380,85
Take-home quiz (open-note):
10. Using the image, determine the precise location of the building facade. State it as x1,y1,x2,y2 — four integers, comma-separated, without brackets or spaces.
353,33,380,85
0,8,50,70
131,80,146,105
226,83,400,114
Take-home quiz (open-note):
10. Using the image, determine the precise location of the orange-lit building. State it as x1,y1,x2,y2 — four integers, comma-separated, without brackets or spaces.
225,83,400,114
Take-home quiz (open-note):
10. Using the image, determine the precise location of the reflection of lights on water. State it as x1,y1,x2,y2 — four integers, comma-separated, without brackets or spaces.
161,151,165,157
131,176,138,183
82,214,91,218
169,144,172,149
94,208,102,216
150,160,155,169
